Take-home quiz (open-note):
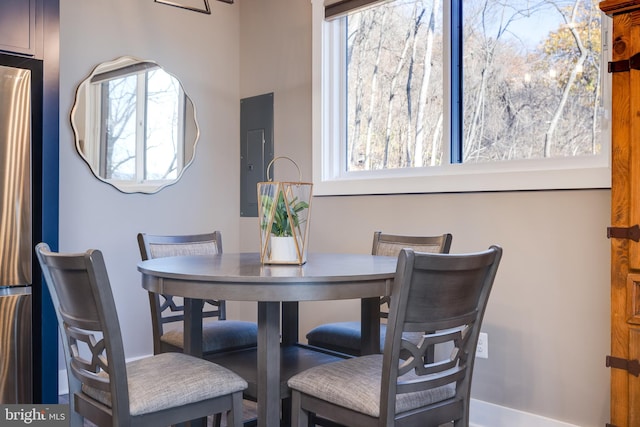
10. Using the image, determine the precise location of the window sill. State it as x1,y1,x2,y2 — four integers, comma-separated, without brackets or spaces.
312,162,611,196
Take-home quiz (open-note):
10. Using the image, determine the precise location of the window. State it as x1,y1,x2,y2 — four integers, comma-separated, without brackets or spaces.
89,64,186,188
312,0,611,195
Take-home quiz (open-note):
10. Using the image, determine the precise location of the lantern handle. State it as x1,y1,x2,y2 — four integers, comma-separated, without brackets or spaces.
266,156,302,182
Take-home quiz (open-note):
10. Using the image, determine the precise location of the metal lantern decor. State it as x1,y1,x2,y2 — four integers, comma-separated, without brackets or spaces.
258,157,312,265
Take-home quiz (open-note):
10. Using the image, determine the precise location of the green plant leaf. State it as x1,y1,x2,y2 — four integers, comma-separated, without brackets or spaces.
260,190,308,237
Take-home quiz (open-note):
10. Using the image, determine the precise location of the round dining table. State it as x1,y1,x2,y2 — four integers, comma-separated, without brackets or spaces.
138,252,397,427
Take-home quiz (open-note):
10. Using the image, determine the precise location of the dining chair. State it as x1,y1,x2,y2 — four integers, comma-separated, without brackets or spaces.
35,242,247,427
288,245,502,427
137,231,258,356
305,231,453,356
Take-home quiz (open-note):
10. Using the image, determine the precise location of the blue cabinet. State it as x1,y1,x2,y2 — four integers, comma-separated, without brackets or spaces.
0,0,36,56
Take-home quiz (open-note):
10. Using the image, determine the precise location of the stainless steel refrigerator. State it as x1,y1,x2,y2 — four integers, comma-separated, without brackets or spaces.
0,63,33,404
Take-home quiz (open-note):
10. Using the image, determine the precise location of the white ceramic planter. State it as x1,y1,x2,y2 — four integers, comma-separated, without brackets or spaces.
269,236,299,263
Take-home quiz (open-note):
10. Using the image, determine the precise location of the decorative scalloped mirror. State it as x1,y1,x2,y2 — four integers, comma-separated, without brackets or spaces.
71,56,199,193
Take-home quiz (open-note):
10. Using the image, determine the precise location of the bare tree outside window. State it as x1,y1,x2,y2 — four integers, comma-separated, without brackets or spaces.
345,0,602,171
105,74,137,180
104,68,183,181
347,0,444,170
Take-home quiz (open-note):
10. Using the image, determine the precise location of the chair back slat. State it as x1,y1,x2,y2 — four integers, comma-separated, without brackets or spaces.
44,255,101,330
396,366,466,395
372,231,453,318
372,231,452,257
139,232,223,259
404,260,491,324
147,240,220,258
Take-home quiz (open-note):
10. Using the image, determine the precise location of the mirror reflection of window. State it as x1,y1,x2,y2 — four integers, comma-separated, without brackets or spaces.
92,65,185,182
72,56,199,194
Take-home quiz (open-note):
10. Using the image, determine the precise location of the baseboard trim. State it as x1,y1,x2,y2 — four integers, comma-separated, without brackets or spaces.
58,369,576,426
470,399,579,427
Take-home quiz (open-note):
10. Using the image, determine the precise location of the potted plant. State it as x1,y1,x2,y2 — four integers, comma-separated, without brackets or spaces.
257,156,313,265
260,191,309,262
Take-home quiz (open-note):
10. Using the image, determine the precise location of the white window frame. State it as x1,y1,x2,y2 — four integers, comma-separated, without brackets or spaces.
311,0,612,196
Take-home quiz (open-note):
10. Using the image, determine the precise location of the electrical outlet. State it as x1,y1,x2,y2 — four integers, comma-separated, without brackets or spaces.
476,332,488,359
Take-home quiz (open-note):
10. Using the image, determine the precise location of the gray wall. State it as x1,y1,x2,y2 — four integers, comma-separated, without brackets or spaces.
60,0,610,426
59,0,242,357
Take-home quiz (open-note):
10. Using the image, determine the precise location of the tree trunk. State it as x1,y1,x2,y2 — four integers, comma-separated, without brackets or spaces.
383,5,420,168
544,0,588,157
364,9,387,170
413,0,439,167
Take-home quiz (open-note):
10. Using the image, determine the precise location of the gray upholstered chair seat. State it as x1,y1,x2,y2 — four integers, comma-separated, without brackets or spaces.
82,352,248,416
287,354,455,417
162,319,258,353
306,321,424,354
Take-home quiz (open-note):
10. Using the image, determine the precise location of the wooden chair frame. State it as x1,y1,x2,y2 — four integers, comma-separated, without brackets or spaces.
36,242,246,427
137,231,257,356
291,246,502,427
